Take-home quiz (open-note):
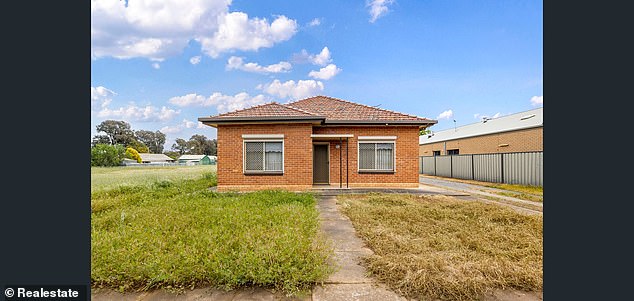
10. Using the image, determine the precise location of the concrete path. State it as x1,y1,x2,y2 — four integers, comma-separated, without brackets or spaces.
314,195,407,301
419,175,543,214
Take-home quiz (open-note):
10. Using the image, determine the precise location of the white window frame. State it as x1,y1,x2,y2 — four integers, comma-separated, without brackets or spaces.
357,140,396,173
243,139,284,174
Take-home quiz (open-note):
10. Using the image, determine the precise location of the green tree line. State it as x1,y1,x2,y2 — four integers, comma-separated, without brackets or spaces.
91,120,217,167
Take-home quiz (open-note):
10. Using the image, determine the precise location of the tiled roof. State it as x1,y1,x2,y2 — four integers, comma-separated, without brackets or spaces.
177,155,207,160
139,153,175,162
199,96,436,125
212,102,320,118
287,96,432,122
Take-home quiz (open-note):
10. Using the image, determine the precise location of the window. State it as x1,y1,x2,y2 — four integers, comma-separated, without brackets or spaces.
244,141,283,173
358,142,395,172
433,150,441,156
447,149,459,155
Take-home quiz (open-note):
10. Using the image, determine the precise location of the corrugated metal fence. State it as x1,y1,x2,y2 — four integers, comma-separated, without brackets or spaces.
419,151,543,186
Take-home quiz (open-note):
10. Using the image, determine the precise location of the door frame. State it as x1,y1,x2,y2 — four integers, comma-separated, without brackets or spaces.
313,142,330,184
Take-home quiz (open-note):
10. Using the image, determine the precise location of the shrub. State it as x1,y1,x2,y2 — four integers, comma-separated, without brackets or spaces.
125,147,142,163
91,144,126,167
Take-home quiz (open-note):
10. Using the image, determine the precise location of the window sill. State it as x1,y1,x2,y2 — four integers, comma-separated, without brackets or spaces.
358,170,395,174
244,171,284,175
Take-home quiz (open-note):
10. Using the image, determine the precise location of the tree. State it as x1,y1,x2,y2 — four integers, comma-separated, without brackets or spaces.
91,135,111,145
188,134,213,155
91,144,125,167
419,128,432,136
135,130,166,153
172,138,190,155
127,139,149,153
93,120,135,146
163,151,180,160
125,147,142,163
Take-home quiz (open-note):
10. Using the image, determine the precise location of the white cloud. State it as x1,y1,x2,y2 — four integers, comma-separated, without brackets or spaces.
292,47,332,66
160,125,183,134
91,86,116,109
190,55,202,65
531,95,543,106
226,56,292,73
160,119,206,134
91,0,298,60
436,109,454,120
152,62,161,69
97,105,180,122
308,18,321,27
198,13,298,58
169,92,267,113
258,79,324,99
308,64,342,80
367,0,395,23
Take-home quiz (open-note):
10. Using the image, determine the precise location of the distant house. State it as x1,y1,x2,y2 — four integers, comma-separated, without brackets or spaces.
138,153,176,164
419,107,543,156
177,154,216,165
121,158,139,166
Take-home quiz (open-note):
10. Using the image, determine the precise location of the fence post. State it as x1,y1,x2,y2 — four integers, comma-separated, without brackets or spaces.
471,154,475,180
500,153,505,183
450,155,453,178
434,155,437,176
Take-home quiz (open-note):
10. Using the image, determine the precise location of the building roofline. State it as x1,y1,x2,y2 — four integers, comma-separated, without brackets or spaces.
419,124,543,145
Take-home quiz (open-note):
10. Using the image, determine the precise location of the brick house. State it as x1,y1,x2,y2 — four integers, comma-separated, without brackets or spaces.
199,96,437,191
419,107,543,156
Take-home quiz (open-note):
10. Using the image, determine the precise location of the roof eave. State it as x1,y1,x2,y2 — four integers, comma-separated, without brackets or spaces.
323,119,437,125
198,116,325,128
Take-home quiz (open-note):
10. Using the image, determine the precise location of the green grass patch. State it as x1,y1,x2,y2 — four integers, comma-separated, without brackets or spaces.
486,183,543,196
338,193,542,301
493,191,543,203
91,165,216,192
91,174,332,295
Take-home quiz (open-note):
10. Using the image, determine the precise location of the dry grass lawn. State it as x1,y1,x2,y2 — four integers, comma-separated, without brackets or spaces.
338,193,543,301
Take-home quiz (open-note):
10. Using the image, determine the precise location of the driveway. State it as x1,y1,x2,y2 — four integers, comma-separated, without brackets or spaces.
419,175,543,214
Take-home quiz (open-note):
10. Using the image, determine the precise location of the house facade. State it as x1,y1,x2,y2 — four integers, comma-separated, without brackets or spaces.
199,96,436,191
419,107,543,156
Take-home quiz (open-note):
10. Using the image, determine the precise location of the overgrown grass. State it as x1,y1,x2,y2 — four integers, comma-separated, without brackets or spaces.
91,173,332,295
481,195,543,212
338,193,543,301
91,165,216,192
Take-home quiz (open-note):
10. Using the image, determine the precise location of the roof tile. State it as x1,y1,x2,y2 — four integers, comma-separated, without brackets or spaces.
201,96,434,123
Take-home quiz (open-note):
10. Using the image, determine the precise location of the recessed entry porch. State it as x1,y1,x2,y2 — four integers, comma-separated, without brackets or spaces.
311,134,353,188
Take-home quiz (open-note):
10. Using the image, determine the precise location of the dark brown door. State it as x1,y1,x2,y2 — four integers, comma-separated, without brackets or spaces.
313,144,329,184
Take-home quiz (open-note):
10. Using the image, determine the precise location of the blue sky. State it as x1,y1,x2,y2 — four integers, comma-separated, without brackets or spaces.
91,0,543,148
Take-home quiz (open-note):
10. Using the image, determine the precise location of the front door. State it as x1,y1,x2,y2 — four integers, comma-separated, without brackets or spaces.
313,144,329,184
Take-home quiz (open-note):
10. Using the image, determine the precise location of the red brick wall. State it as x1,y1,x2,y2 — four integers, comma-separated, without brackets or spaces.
216,124,313,191
313,126,420,187
217,124,420,190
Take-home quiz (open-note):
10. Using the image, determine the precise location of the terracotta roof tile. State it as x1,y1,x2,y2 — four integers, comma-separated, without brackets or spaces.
287,95,432,122
200,96,436,124
211,102,321,118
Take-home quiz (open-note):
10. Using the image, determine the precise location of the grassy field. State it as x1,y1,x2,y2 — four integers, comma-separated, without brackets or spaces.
91,165,216,192
338,193,543,301
91,167,332,295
